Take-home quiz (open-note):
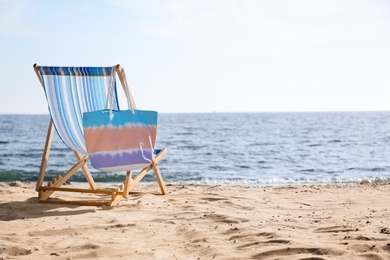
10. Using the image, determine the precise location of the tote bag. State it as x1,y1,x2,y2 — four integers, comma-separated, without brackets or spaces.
83,67,158,172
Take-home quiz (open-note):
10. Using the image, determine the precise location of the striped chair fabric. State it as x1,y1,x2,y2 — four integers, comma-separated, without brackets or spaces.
37,66,119,155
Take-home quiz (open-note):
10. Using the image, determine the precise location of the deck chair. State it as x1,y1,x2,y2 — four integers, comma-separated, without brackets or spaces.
33,64,167,206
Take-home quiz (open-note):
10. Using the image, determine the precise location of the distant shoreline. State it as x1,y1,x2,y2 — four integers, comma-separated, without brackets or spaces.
1,110,390,116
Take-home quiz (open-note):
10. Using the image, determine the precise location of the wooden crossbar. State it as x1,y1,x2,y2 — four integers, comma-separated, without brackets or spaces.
41,200,113,206
38,187,119,195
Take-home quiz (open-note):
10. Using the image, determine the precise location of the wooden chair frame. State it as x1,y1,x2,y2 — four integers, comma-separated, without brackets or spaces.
33,64,167,206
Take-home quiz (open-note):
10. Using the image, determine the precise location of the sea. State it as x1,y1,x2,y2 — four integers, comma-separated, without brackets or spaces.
1,112,390,186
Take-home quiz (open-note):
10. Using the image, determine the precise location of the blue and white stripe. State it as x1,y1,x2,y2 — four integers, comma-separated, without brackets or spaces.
38,66,120,155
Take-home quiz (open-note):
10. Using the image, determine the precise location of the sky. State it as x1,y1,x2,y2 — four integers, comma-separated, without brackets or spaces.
1,0,390,114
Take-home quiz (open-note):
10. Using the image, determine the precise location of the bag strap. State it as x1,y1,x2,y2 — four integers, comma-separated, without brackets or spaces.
119,67,135,115
106,65,136,119
105,66,117,119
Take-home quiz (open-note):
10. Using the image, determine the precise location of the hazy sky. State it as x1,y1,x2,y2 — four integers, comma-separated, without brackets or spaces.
1,0,390,114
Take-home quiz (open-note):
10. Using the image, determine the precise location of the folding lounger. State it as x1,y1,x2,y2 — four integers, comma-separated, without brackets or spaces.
33,64,167,206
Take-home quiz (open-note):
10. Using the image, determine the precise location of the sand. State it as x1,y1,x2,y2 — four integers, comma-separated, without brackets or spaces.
0,182,390,260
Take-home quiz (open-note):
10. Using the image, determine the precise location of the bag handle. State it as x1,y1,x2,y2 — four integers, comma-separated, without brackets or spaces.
118,66,136,114
106,65,136,119
105,66,116,119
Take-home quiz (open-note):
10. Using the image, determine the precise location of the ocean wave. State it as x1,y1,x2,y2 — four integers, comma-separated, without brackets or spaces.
1,170,389,186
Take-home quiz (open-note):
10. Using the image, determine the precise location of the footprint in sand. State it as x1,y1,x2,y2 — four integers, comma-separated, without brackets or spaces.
3,246,32,257
315,226,358,233
252,247,341,259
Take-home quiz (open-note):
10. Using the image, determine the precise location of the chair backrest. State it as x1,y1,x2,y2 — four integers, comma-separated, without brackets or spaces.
36,66,120,155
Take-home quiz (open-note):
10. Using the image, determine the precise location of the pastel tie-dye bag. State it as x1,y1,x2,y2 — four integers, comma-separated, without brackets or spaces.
83,67,157,172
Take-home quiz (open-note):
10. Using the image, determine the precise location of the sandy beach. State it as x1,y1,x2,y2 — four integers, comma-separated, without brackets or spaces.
0,182,389,259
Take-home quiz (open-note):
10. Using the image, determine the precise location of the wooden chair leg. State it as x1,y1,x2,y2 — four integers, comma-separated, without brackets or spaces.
127,148,168,194
36,120,54,192
39,156,89,201
110,184,125,206
152,159,167,195
123,171,132,198
74,151,97,190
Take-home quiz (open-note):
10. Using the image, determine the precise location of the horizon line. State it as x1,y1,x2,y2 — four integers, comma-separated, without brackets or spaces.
1,109,390,116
